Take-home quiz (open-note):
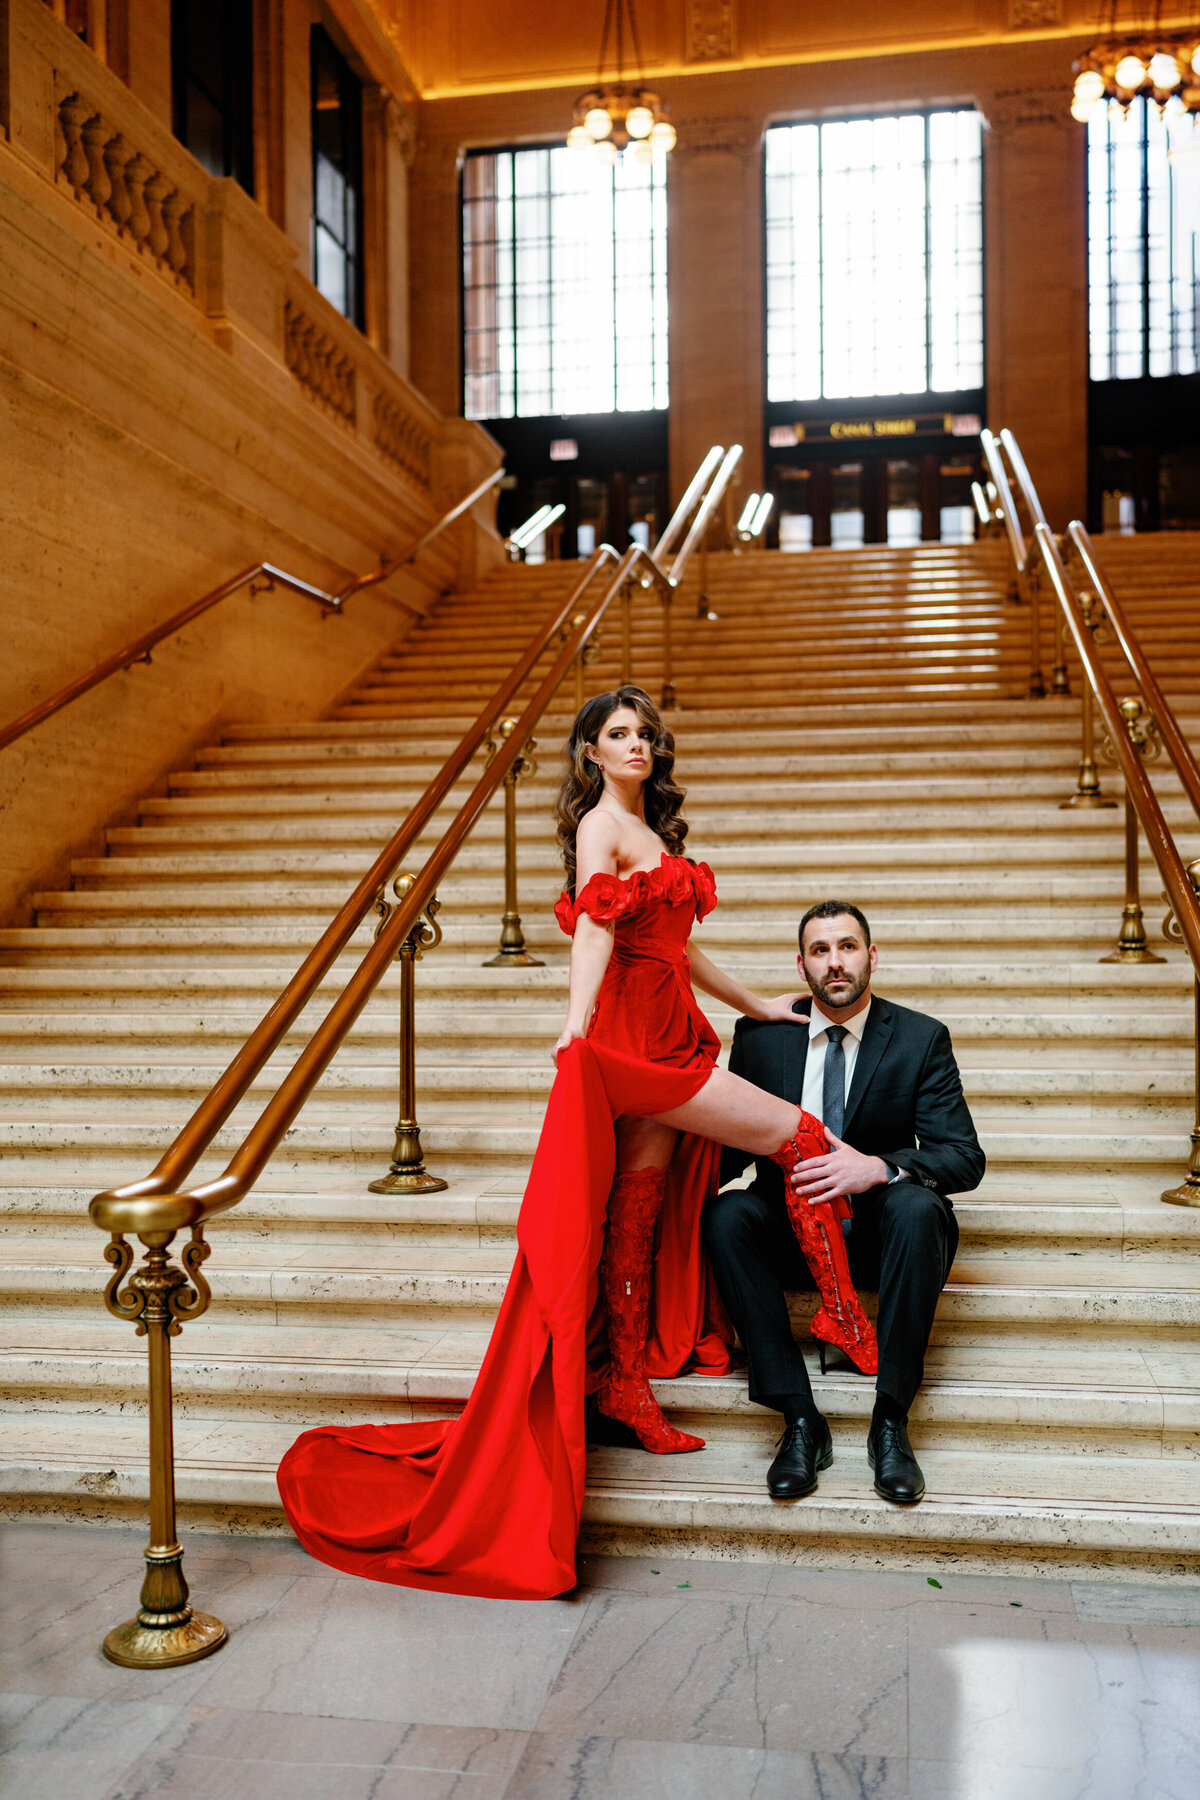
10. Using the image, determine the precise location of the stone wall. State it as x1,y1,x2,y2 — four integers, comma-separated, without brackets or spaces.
0,0,501,924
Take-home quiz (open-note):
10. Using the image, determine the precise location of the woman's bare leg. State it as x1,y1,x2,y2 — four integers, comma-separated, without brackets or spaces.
648,1067,799,1155
615,1115,677,1174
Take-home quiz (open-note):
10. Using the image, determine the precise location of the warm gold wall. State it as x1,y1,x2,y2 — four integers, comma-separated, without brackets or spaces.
406,21,1093,528
0,0,500,924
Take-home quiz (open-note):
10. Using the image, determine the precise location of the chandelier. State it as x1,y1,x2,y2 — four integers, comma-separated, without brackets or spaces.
1070,3,1200,157
566,0,676,167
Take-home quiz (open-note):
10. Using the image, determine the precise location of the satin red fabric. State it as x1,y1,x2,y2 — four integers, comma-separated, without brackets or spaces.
276,855,731,1600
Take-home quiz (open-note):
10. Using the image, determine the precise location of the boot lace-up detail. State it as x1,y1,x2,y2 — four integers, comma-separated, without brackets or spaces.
595,1167,705,1454
769,1117,879,1376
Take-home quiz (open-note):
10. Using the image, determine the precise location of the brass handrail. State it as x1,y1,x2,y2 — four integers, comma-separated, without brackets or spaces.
653,445,724,561
999,429,1071,694
0,469,504,753
1034,524,1200,972
981,427,1044,697
1068,523,1200,825
88,550,674,1230
85,544,620,1224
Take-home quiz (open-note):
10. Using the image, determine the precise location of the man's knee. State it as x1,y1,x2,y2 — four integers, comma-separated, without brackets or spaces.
703,1185,767,1257
881,1179,950,1248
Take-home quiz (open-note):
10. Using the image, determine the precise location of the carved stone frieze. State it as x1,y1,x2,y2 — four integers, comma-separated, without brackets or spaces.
687,0,736,62
674,114,760,159
1006,0,1063,27
371,390,432,488
985,86,1074,134
55,91,195,293
283,300,357,427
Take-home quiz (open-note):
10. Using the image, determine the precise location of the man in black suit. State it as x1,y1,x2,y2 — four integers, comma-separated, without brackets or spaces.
705,899,984,1505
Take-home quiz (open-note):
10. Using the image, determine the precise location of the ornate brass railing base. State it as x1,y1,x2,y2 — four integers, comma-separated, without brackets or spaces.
483,950,544,967
369,1122,448,1195
1060,792,1118,809
369,1167,449,1195
1161,1135,1200,1207
104,1595,226,1668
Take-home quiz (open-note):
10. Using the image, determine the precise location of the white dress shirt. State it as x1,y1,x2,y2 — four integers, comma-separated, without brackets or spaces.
800,996,907,1182
800,998,871,1124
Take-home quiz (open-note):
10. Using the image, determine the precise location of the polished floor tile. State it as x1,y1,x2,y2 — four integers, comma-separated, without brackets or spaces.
3,1523,1200,1800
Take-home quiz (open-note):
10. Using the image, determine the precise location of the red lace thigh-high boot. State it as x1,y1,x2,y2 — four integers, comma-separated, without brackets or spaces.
595,1166,705,1454
769,1114,878,1376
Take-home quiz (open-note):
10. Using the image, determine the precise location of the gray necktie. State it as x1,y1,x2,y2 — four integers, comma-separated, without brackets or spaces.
822,1025,848,1139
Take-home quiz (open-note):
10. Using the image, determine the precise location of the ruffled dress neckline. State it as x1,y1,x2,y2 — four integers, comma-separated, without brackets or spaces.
555,853,716,936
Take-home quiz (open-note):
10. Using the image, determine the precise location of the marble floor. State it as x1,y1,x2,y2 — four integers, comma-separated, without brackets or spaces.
3,1523,1200,1799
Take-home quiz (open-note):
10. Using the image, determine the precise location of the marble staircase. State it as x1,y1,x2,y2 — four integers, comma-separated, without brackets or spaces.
3,538,1200,1579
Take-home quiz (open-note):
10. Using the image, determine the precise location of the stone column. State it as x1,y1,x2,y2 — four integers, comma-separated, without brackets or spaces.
408,136,462,417
667,114,763,507
982,84,1089,526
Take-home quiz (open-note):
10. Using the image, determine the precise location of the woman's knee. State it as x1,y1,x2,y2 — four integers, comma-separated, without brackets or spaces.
614,1115,676,1174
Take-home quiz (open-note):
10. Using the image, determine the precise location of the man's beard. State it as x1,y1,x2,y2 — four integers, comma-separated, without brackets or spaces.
808,966,870,1010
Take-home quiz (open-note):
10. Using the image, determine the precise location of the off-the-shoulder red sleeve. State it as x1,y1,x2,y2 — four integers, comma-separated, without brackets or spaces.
691,861,717,923
554,872,636,937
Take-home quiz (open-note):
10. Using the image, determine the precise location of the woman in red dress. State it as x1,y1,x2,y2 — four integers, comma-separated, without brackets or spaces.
277,686,875,1599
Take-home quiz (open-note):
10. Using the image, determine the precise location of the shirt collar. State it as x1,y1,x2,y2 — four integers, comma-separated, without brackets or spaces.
808,995,871,1044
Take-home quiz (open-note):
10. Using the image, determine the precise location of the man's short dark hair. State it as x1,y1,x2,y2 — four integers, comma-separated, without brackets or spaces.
798,899,872,952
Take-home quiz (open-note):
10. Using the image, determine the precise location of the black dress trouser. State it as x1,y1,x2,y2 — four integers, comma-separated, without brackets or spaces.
702,1178,959,1415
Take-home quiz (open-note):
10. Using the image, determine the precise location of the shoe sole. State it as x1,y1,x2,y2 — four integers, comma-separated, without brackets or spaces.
767,1441,833,1501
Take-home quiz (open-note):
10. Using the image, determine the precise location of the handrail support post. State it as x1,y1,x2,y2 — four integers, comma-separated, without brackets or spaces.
660,586,676,712
370,874,447,1194
100,1231,225,1668
1060,592,1116,809
484,720,542,968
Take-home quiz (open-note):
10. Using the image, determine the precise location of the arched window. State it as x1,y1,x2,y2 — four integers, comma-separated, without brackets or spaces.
1088,98,1199,380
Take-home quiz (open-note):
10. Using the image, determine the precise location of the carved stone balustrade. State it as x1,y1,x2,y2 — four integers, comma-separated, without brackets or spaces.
54,87,196,294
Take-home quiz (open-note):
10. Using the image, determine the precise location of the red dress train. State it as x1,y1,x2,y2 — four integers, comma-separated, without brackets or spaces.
276,854,731,1600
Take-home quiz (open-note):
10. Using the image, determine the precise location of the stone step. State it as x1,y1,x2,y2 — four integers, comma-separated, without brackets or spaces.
2,1237,1199,1342
1,1320,1195,1459
3,1414,1200,1582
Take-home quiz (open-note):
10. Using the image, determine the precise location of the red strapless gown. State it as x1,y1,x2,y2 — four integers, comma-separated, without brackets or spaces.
277,854,731,1600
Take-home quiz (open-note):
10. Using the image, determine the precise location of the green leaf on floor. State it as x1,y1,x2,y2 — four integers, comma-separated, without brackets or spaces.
650,1569,660,1575
677,1581,691,1588
1010,1601,1023,1607
927,1577,942,1588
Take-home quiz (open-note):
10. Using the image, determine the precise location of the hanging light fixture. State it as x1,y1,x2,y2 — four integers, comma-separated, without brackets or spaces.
567,0,676,167
1069,1,1200,159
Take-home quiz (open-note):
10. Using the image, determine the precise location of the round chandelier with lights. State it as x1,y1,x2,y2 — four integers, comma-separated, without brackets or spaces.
1070,3,1200,159
566,0,676,167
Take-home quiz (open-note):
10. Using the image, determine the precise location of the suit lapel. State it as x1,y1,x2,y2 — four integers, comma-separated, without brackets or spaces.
782,1002,809,1105
843,998,893,1132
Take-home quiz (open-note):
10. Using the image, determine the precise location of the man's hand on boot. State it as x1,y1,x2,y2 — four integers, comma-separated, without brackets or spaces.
788,1130,890,1203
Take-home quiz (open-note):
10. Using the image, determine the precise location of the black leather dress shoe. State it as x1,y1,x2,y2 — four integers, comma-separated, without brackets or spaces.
767,1415,833,1499
867,1416,925,1504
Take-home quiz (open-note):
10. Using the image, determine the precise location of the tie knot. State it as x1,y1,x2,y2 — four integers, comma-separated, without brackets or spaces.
825,1025,848,1045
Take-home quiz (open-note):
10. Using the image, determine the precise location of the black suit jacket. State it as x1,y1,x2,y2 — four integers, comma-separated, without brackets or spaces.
718,994,985,1205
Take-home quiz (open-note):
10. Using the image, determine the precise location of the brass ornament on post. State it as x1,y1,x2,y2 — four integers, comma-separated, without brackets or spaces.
1161,860,1200,1207
99,1228,226,1668
369,872,447,1194
1060,590,1117,808
483,719,543,968
1099,697,1166,964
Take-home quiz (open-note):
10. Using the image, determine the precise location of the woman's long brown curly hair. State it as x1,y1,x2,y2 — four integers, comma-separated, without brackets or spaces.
555,685,689,893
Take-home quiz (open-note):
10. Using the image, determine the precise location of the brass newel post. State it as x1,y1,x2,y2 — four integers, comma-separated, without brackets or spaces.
660,586,676,711
1100,699,1166,965
1162,860,1200,1207
1060,592,1116,809
369,872,447,1194
100,1229,226,1667
620,582,633,684
483,719,543,968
